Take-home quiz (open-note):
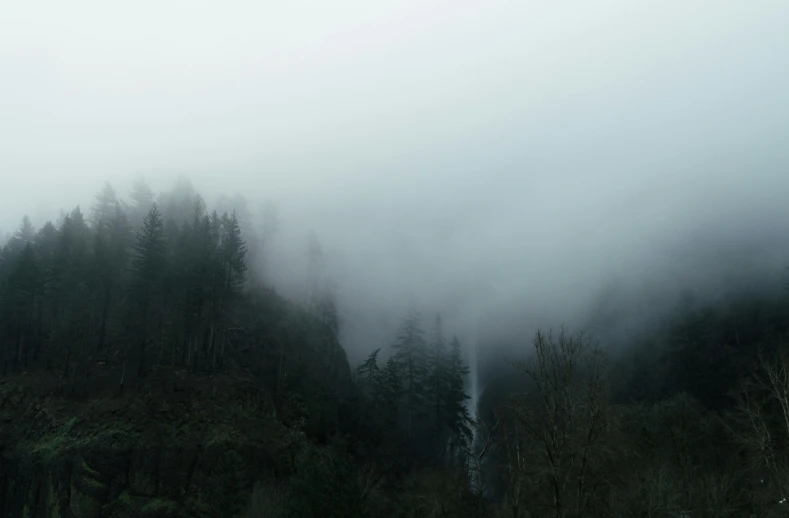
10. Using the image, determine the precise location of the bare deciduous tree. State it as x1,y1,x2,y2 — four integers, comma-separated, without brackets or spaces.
728,346,789,514
498,327,614,518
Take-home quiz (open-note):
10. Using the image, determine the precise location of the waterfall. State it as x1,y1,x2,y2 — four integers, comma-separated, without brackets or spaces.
467,328,483,494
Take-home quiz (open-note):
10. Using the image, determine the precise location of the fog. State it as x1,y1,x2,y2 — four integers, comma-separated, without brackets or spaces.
3,1,789,370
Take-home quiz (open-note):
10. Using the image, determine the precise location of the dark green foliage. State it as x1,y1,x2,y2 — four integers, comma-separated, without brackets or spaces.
616,288,789,409
287,446,372,518
130,205,167,377
6,180,789,518
220,211,247,296
0,183,256,388
391,310,429,439
354,348,382,397
427,314,448,435
349,309,475,471
445,335,474,453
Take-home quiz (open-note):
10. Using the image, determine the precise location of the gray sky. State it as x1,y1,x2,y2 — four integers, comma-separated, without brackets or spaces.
3,1,789,363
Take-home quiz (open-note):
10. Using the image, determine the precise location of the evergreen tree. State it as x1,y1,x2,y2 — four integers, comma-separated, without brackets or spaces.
381,356,402,429
93,204,131,352
219,211,247,298
35,222,58,259
445,335,473,455
129,177,155,226
130,205,167,377
49,207,92,355
91,182,119,228
16,215,35,244
392,309,428,439
5,243,40,371
355,348,382,398
34,221,58,360
2,216,36,262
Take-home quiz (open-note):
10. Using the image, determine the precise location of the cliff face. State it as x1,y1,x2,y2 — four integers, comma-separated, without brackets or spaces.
0,371,310,518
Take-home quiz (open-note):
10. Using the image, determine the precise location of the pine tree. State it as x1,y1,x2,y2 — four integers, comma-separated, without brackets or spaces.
93,204,131,352
428,313,449,437
2,216,36,261
445,335,474,455
355,348,382,398
91,182,119,228
220,211,247,297
130,205,167,377
34,221,58,361
6,243,40,371
392,309,428,439
129,178,155,226
381,356,402,429
16,216,35,244
49,207,93,380
46,208,91,387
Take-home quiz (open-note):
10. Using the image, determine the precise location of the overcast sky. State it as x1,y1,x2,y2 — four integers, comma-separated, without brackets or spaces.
3,1,789,363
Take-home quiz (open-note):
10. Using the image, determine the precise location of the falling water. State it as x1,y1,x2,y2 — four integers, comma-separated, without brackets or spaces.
467,325,482,494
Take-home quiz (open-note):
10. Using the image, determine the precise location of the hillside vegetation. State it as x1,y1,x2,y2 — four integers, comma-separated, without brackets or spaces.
3,180,789,517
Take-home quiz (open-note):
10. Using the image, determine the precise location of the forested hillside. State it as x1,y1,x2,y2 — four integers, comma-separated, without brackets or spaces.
0,180,480,517
3,180,789,517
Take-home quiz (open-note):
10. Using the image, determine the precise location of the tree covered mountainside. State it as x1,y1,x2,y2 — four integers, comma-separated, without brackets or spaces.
0,180,478,517
3,179,789,517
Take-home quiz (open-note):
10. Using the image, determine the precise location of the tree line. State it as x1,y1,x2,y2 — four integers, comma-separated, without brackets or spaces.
0,180,248,392
353,311,475,468
9,178,789,517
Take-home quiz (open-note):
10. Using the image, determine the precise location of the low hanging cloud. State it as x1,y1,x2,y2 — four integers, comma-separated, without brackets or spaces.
2,0,789,368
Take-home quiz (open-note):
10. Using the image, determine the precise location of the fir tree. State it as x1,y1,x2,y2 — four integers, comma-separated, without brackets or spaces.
7,243,40,370
445,335,474,455
93,204,131,352
381,356,402,429
91,182,119,228
130,205,167,377
129,177,155,226
355,348,382,399
428,313,449,436
220,211,247,297
392,309,428,439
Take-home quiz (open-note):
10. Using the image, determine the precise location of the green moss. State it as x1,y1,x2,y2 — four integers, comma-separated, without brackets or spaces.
30,417,78,460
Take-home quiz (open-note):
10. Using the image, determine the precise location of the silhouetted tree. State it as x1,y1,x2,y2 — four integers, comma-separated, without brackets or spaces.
129,205,167,378
392,310,428,440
